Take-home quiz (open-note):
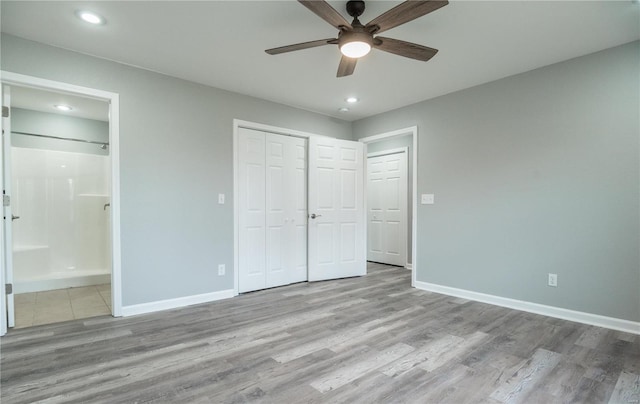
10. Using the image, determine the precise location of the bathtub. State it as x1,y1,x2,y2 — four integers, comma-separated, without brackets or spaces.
14,245,111,293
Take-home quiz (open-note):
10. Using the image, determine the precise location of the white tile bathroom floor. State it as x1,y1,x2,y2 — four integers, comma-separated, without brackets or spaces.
14,284,112,328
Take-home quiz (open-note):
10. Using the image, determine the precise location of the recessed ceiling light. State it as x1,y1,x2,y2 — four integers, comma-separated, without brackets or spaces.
54,104,73,112
346,97,359,103
76,10,106,25
338,107,350,113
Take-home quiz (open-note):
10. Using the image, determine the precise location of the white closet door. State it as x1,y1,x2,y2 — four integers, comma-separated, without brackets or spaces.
289,138,309,283
308,136,365,281
239,130,307,293
266,134,308,286
238,128,267,293
265,133,290,288
367,151,407,266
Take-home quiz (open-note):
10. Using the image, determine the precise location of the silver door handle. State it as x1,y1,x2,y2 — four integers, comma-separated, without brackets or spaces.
309,213,322,219
11,215,20,221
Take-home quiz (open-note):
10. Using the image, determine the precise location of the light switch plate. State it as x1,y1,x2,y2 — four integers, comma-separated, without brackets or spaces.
421,194,435,205
218,193,225,204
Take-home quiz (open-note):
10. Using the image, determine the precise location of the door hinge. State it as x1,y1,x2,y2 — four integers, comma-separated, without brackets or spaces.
5,284,12,295
2,106,8,118
2,195,9,207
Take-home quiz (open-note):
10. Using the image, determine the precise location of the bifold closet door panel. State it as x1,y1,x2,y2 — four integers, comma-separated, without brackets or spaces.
265,134,289,288
238,128,267,293
265,133,308,287
289,136,308,284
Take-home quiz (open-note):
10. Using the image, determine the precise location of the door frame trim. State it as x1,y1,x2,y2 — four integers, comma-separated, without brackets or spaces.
358,126,418,287
232,119,320,296
367,147,407,159
366,147,409,267
0,71,123,334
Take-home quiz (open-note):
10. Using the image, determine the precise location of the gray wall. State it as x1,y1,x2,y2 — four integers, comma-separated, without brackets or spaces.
366,135,413,265
12,108,109,155
1,34,352,306
3,32,638,323
354,41,640,322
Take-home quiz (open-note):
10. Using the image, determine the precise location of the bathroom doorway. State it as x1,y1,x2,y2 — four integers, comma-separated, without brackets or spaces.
1,73,122,334
10,87,111,327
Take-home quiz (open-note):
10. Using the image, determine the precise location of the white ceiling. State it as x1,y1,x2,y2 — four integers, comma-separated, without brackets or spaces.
2,1,638,122
10,86,109,121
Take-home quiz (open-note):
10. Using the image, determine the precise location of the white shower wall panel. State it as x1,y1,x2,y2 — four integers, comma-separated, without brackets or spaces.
12,147,110,293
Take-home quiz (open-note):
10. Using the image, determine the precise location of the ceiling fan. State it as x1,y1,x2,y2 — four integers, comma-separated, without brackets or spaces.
265,0,449,77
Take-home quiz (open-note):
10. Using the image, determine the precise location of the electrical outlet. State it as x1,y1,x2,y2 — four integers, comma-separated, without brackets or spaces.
218,264,226,276
548,273,557,287
218,193,225,204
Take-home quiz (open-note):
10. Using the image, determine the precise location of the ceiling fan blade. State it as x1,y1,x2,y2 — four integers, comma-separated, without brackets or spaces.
298,0,352,30
337,56,357,77
265,38,336,55
374,37,438,61
366,0,449,34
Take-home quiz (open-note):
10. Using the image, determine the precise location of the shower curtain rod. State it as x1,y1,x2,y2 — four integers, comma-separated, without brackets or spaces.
12,131,109,147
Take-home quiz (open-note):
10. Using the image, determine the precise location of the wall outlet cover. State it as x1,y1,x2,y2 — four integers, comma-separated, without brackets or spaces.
218,264,226,276
421,194,435,204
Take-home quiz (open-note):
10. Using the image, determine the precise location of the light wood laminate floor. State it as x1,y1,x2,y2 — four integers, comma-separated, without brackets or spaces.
1,263,638,403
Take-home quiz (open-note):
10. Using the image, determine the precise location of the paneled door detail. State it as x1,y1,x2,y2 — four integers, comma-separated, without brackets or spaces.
238,128,307,293
308,137,365,281
238,128,267,293
288,137,308,283
265,133,307,288
367,151,408,266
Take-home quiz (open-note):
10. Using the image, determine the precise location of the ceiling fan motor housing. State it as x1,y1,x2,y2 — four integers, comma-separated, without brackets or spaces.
346,0,366,18
338,29,373,50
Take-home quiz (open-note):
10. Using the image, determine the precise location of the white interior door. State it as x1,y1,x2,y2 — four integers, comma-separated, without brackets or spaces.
367,150,407,266
1,84,15,330
265,133,288,288
308,136,365,281
239,129,307,293
238,128,267,293
265,133,307,287
1,85,7,335
288,136,308,283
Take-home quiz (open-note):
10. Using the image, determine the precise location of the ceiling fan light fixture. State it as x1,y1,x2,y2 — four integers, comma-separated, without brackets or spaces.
340,41,371,58
339,31,373,58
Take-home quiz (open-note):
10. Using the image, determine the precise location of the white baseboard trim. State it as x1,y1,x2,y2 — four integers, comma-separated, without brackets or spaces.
405,263,413,270
414,281,640,335
121,289,234,317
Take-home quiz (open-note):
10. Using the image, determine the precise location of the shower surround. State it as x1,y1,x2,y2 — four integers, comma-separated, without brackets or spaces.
12,147,111,293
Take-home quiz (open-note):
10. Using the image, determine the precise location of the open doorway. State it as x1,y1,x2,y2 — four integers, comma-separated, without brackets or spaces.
9,87,110,328
1,73,122,335
359,127,417,286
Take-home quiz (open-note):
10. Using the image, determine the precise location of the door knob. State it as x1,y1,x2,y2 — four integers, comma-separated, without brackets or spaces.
309,213,322,219
11,215,20,221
